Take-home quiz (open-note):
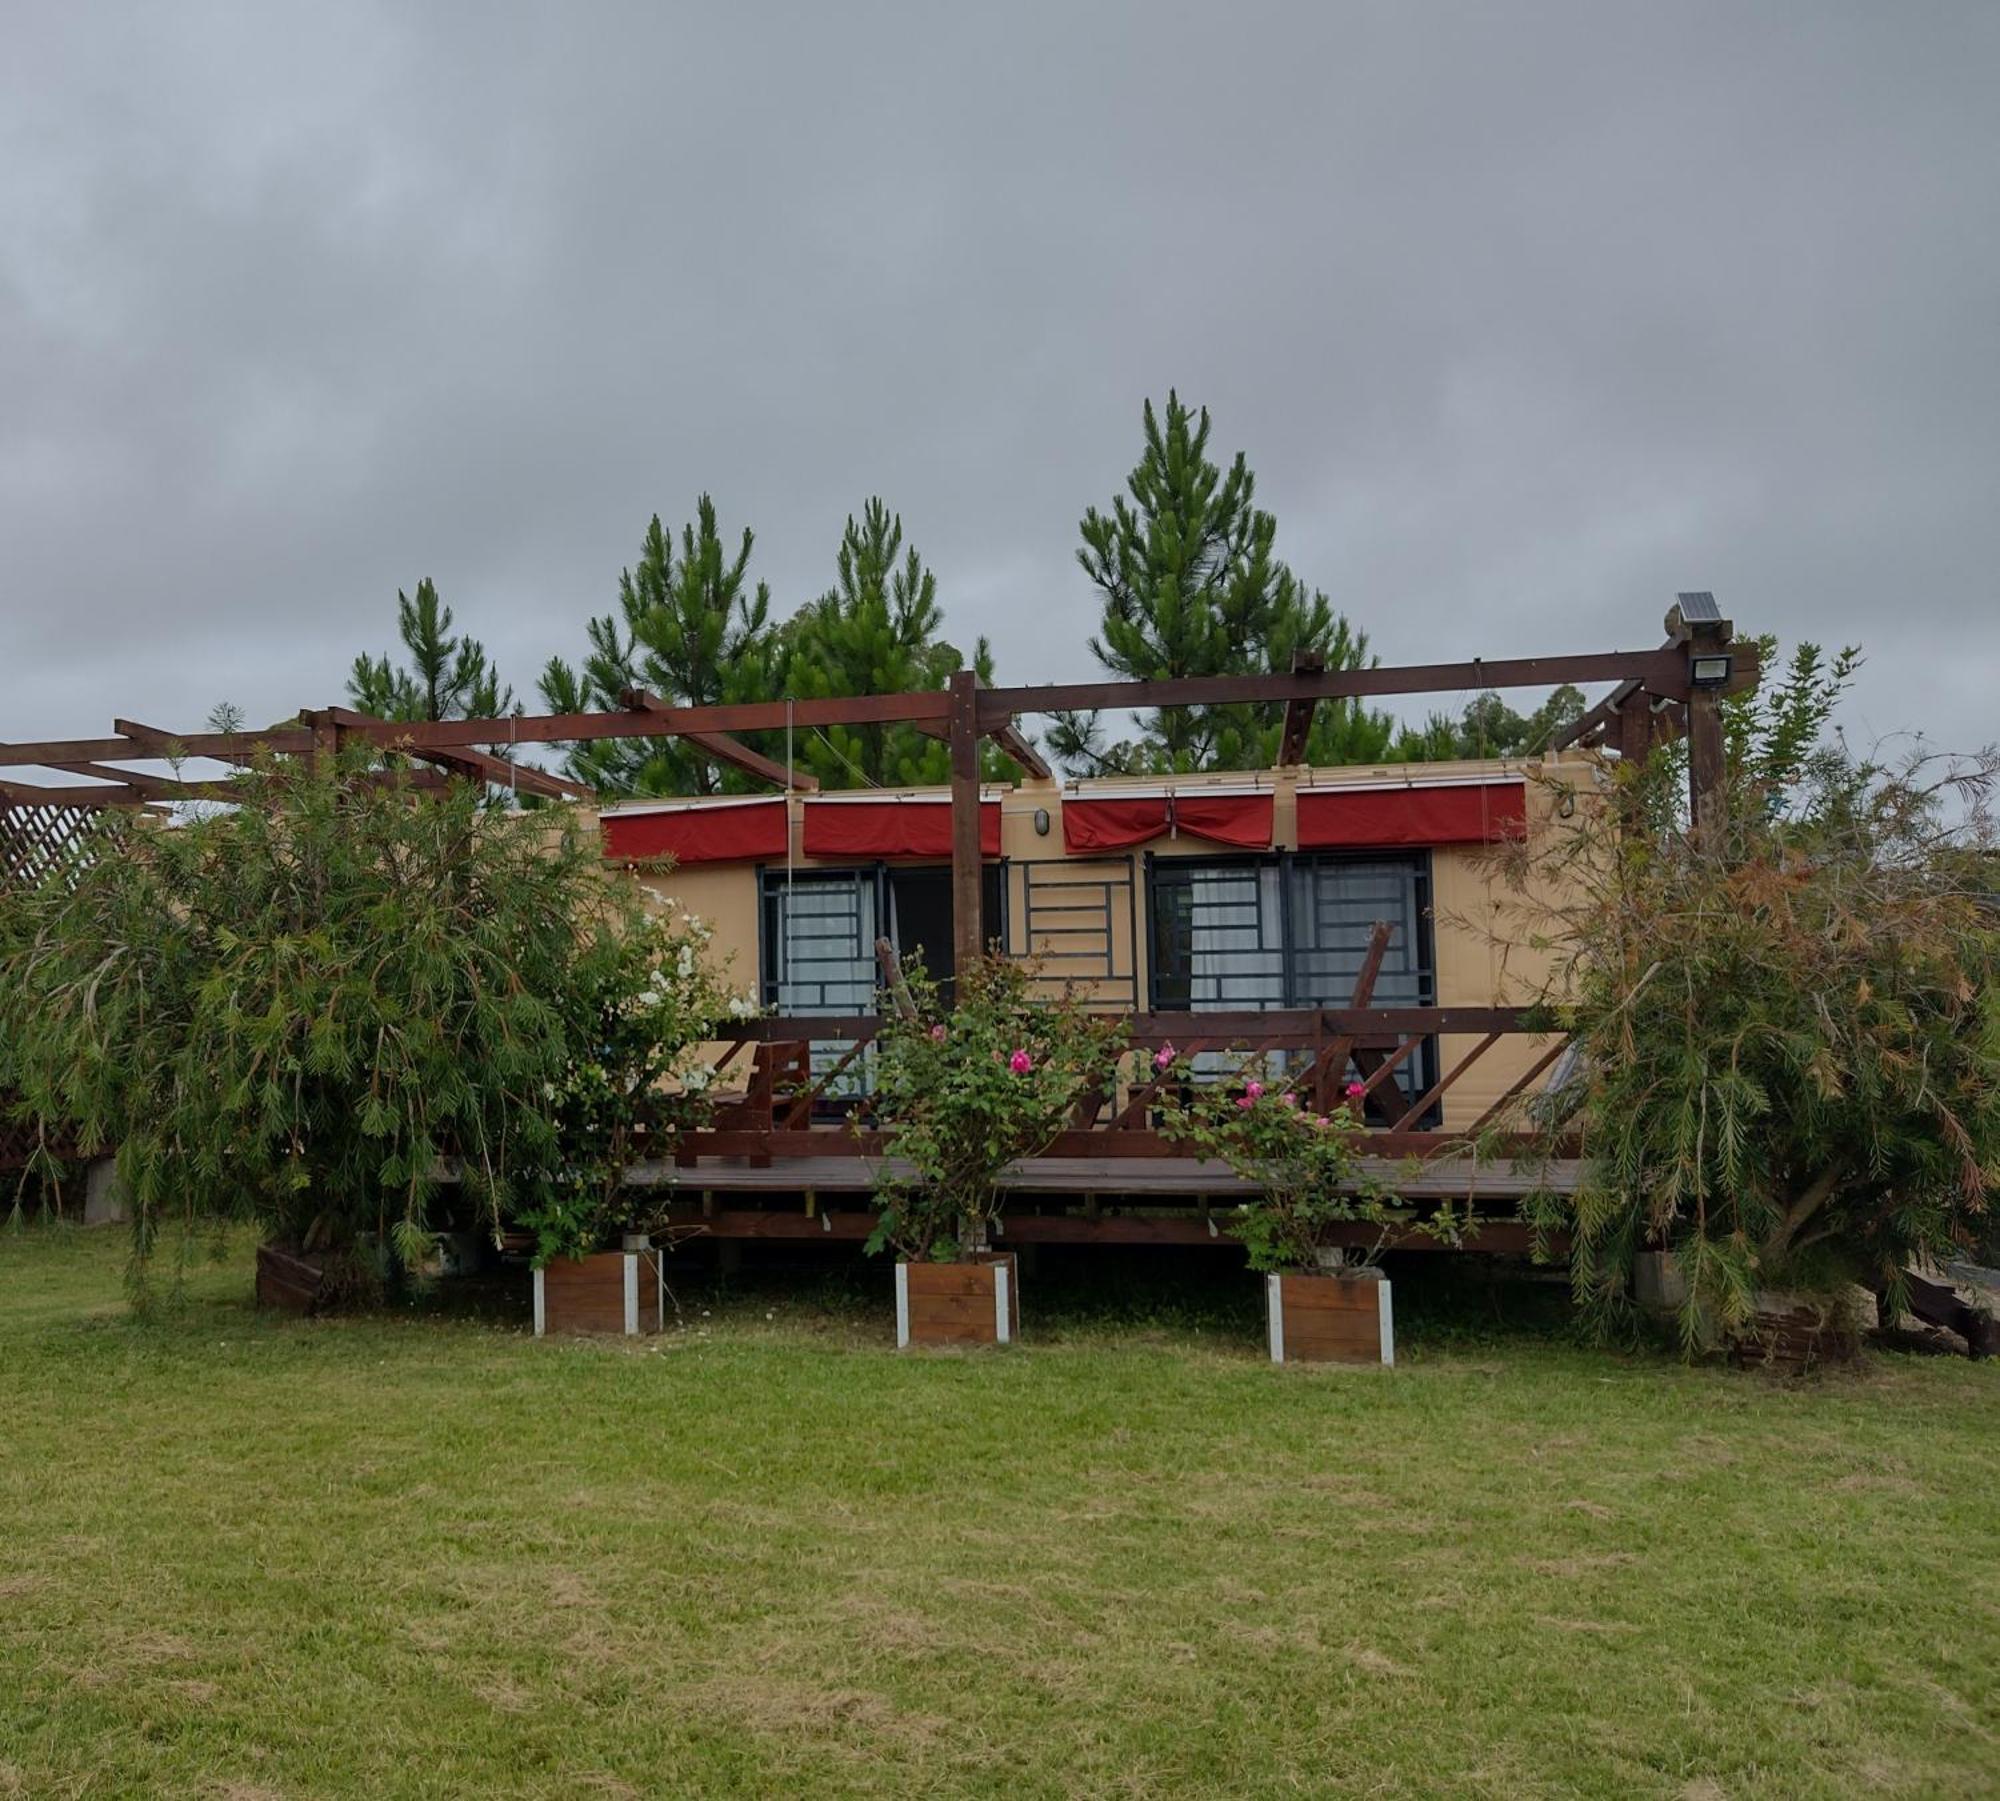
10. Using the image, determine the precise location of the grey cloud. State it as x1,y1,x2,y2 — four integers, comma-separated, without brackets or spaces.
3,1,1996,758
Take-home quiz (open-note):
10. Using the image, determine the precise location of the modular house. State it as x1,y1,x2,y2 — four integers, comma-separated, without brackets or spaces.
600,754,1587,1134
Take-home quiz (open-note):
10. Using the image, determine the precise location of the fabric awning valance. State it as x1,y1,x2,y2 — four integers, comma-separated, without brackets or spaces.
1061,791,1275,854
1295,781,1526,850
601,797,790,865
802,798,1002,860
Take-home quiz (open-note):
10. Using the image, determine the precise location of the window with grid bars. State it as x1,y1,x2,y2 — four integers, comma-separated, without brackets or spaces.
1147,852,1436,1102
757,865,1005,1104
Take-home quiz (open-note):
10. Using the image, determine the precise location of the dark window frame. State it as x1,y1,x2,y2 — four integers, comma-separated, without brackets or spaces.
1144,849,1440,1113
757,860,1009,1012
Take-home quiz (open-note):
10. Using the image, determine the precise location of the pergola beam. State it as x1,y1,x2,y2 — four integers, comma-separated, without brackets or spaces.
620,690,818,790
305,707,594,801
987,719,1051,780
115,718,267,767
1278,649,1324,766
909,712,1051,778
1548,679,1643,754
0,726,315,767
44,761,215,801
979,647,1716,723
678,728,818,791
0,776,164,808
407,744,593,801
0,622,1759,819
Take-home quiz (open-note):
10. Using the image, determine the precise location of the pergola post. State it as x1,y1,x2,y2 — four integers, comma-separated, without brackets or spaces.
1668,594,1732,843
947,668,983,982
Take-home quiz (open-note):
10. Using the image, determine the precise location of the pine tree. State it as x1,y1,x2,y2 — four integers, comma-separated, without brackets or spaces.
1392,685,1587,761
778,499,1009,788
349,579,514,722
540,499,784,796
1053,393,1390,774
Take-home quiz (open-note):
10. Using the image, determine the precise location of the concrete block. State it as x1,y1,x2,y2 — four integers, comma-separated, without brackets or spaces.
83,1159,128,1226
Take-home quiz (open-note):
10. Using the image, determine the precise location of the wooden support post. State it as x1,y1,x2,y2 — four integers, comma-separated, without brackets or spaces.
875,936,917,1018
947,668,983,982
1278,648,1325,766
302,710,345,776
1614,692,1654,838
1667,595,1732,846
1685,663,1726,843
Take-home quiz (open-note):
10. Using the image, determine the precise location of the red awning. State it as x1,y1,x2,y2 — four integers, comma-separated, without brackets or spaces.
802,799,1002,860
1062,792,1275,854
1296,782,1526,850
602,798,790,865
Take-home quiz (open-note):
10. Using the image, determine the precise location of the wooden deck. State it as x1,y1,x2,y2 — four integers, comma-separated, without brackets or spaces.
637,1154,1575,1255
632,1153,1576,1199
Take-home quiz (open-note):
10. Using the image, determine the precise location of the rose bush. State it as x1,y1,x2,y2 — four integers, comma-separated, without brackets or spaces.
1158,1055,1384,1273
866,955,1126,1262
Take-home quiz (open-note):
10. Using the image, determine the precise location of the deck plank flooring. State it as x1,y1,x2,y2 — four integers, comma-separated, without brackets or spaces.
628,1153,1578,1199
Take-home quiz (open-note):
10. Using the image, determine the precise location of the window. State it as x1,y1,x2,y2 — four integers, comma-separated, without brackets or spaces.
1148,859,1287,1012
761,870,878,1016
1147,852,1436,1104
759,864,1006,1104
1284,854,1431,1011
759,865,1006,1010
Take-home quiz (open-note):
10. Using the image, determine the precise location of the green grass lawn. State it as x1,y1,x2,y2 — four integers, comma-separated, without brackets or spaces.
2,1226,1996,1799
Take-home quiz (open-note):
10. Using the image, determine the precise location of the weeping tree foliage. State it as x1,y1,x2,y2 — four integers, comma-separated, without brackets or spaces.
0,756,722,1298
1048,392,1393,774
1495,721,1999,1351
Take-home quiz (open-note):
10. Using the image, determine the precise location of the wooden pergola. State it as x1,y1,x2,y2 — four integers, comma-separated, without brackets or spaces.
3,598,1751,1219
1,596,1749,968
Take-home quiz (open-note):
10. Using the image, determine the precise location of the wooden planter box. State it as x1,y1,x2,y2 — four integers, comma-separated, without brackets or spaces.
1729,1293,1858,1374
256,1244,329,1317
534,1249,664,1337
1265,1270,1394,1366
895,1252,1019,1348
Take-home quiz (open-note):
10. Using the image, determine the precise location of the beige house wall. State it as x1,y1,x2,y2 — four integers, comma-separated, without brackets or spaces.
599,751,1601,1122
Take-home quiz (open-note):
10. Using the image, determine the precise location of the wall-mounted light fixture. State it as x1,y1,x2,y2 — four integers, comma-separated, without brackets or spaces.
1689,652,1733,689
1032,807,1051,836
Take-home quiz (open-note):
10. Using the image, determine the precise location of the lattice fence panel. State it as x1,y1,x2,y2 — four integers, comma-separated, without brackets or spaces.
1,799,111,893
1,800,114,1177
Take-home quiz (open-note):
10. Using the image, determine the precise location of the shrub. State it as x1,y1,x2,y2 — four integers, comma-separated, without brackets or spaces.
0,755,729,1295
1158,1057,1381,1273
512,891,740,1266
1494,741,2000,1350
866,955,1126,1263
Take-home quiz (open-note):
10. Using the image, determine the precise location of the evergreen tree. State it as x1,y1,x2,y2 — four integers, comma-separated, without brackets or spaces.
779,499,1009,787
540,499,785,796
349,579,514,722
1052,393,1391,774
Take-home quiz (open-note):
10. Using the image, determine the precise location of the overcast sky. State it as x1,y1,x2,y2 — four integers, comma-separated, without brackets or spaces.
3,1,1996,774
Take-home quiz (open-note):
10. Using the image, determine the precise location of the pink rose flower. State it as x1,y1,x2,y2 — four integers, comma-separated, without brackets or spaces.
1279,1091,1298,1108
1314,1114,1331,1129
1344,1081,1366,1100
1235,1095,1255,1110
1244,1080,1264,1100
930,1024,947,1042
1009,1048,1033,1074
1153,1044,1176,1071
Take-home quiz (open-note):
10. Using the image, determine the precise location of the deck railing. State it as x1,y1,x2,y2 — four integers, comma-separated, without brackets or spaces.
677,1006,1567,1166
